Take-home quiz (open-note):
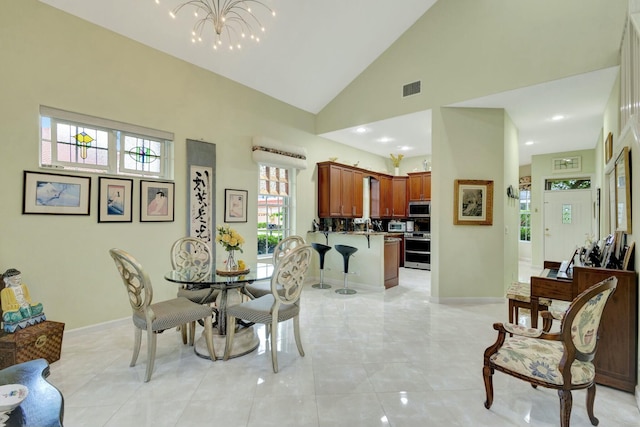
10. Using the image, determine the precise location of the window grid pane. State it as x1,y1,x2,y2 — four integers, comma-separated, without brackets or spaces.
40,113,172,179
258,166,291,259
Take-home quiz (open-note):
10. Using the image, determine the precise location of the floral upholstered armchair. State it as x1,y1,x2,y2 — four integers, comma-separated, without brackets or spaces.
483,276,617,427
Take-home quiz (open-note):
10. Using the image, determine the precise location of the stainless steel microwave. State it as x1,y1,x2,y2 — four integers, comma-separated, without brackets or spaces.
408,201,431,218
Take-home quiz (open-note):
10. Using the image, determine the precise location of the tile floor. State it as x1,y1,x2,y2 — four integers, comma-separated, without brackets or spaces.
48,267,639,426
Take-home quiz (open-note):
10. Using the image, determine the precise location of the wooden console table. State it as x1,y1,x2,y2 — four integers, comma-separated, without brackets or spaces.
530,265,638,392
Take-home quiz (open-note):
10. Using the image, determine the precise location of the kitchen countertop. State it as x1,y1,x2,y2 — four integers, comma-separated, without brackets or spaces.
308,230,397,236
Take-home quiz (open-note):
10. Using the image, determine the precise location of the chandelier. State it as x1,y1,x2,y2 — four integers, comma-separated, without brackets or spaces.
166,0,275,51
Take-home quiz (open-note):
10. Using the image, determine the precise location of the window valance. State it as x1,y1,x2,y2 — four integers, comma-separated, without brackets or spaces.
251,136,307,170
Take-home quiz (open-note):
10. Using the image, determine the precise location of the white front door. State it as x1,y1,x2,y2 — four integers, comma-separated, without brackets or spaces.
543,189,593,262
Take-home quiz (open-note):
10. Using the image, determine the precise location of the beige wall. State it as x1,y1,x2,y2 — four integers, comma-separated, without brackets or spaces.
431,107,515,300
0,1,387,329
317,0,627,133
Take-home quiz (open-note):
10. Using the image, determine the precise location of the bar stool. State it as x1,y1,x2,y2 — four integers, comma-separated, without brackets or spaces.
311,243,332,289
334,244,358,295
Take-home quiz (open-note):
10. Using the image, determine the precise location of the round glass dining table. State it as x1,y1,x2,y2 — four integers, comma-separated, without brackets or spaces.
165,264,273,359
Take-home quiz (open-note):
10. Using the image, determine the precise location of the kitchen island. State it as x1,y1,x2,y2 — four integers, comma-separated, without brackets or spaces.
306,231,399,290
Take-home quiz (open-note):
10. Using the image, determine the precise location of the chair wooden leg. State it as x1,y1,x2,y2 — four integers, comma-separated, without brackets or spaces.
508,299,515,324
145,330,157,382
180,324,188,345
131,327,142,367
586,384,599,426
188,321,196,346
482,366,494,409
223,316,236,360
558,389,573,427
293,316,304,357
271,317,279,373
203,314,216,361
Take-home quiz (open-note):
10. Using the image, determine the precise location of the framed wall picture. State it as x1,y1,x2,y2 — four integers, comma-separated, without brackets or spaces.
615,146,631,233
224,189,248,223
22,171,91,215
140,180,175,222
453,179,494,225
604,132,613,164
98,177,133,223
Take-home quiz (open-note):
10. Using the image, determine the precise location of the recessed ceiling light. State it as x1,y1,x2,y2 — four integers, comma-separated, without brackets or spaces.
355,127,368,134
525,140,534,145
377,137,393,143
551,115,565,121
397,145,411,151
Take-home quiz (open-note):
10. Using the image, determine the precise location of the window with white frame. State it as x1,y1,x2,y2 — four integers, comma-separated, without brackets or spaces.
39,106,173,179
257,165,292,259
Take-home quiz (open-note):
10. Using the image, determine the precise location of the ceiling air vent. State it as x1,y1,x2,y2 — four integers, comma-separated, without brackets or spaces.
402,80,421,97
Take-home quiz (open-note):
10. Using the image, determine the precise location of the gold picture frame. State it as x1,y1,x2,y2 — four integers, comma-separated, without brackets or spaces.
604,132,613,164
454,179,494,226
615,146,631,233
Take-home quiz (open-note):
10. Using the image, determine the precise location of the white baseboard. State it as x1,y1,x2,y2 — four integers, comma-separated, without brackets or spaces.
63,317,129,337
428,296,504,304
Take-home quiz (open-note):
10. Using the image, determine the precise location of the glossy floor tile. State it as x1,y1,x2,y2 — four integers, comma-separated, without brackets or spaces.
48,267,639,426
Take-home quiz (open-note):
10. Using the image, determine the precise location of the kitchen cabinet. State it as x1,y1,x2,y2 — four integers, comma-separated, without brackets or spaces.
408,172,431,201
384,238,400,289
318,162,363,218
370,175,391,218
386,232,405,267
392,176,408,218
371,175,407,218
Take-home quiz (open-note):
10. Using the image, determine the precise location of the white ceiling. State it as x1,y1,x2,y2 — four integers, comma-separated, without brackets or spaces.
39,0,619,165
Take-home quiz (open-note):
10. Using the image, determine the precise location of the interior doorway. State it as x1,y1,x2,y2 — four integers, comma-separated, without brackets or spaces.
543,189,593,262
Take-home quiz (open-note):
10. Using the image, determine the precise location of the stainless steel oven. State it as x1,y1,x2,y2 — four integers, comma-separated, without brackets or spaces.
404,232,430,270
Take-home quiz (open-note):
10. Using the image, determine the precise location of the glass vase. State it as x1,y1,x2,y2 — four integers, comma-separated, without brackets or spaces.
226,249,238,271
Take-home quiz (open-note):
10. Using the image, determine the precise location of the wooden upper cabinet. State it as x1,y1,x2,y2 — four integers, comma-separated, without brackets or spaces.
317,162,364,218
318,163,342,217
371,175,406,218
392,176,408,218
352,170,364,217
408,172,431,201
379,175,392,218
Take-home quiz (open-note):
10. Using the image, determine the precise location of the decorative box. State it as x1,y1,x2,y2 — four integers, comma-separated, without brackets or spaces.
0,321,64,369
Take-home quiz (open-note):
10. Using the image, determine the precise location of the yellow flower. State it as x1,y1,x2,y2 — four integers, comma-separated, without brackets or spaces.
216,224,244,253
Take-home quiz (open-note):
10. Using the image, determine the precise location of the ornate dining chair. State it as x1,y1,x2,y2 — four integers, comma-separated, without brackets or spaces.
171,237,219,345
224,244,312,373
109,248,216,382
244,235,306,299
483,276,617,427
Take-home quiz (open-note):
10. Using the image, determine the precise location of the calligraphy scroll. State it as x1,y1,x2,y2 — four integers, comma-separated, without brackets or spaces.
186,139,216,255
189,166,213,244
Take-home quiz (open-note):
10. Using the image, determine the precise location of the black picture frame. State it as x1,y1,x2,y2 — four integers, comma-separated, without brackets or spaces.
22,171,91,215
98,177,133,223
140,180,175,222
224,189,248,223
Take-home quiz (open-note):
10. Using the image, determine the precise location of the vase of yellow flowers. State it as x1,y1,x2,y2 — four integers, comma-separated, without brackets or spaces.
216,225,245,271
390,153,404,176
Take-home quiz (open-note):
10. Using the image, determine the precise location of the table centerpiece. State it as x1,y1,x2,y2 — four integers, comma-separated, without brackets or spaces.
215,224,249,275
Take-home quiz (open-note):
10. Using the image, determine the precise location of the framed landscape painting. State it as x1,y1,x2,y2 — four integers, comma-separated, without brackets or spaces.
98,177,133,223
23,171,91,215
453,179,494,225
